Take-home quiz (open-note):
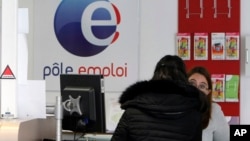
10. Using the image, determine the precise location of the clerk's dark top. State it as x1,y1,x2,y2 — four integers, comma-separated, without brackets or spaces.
111,80,207,141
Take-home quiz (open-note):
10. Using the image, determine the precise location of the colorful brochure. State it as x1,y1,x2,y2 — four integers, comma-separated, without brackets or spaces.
176,33,191,60
225,32,240,60
194,33,208,60
211,74,225,102
211,32,225,60
225,74,239,102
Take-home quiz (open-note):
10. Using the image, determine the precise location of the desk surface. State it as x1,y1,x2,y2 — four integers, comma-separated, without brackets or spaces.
0,117,112,141
0,118,56,141
62,131,112,141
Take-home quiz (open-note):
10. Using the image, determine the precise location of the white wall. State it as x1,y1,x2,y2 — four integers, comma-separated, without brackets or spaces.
17,0,250,124
18,0,34,79
139,0,177,80
240,0,250,124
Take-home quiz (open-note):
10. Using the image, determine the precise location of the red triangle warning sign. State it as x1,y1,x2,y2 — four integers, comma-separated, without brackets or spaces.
0,65,16,79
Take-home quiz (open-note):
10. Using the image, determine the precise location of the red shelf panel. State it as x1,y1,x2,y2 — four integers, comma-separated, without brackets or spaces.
179,0,240,116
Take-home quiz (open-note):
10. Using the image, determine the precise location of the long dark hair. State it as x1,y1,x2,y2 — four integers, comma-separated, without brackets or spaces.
187,66,212,129
152,55,188,83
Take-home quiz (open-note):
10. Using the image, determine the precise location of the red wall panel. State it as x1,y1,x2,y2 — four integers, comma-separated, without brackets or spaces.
178,0,240,116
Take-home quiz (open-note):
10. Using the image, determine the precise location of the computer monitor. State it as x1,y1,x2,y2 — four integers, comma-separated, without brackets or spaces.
60,74,106,133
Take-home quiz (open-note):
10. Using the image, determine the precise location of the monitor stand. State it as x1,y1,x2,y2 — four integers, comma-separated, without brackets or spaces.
62,95,82,115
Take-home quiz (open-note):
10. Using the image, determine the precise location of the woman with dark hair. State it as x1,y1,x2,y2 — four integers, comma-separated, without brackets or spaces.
188,66,229,141
111,55,208,141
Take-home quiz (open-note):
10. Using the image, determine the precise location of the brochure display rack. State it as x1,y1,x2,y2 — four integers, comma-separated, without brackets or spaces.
178,0,240,117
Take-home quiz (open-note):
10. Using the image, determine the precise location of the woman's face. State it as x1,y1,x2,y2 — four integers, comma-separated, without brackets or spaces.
188,73,211,95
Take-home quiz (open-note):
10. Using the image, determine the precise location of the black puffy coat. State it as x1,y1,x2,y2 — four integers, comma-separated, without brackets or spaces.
111,80,207,141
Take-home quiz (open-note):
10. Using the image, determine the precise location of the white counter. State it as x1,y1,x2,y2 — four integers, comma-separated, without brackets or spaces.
0,117,56,141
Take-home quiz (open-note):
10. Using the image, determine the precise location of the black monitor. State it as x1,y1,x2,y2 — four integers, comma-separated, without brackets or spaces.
60,74,106,133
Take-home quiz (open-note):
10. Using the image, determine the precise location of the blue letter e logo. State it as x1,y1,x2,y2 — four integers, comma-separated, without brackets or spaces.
54,0,120,57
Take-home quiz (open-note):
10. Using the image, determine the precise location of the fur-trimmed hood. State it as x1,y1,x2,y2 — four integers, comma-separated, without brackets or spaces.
119,80,203,116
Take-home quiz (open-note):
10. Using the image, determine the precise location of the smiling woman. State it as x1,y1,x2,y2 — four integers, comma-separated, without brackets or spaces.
187,66,229,141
